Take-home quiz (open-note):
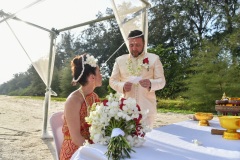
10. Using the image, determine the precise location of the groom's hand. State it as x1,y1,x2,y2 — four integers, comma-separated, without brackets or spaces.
139,79,151,89
123,82,133,92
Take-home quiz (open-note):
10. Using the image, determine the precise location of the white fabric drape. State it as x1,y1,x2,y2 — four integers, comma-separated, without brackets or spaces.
4,18,56,138
4,19,54,86
110,0,150,53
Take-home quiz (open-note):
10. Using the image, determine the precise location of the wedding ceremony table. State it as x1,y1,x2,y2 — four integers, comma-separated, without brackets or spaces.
71,119,240,160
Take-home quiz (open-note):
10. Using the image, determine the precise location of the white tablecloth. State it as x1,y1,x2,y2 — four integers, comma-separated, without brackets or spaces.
71,119,240,160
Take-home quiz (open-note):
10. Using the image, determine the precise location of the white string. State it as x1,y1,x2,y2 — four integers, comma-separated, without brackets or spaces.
72,56,85,83
103,33,144,67
0,0,45,24
78,87,90,116
127,33,144,40
4,20,33,64
104,42,125,65
101,35,142,68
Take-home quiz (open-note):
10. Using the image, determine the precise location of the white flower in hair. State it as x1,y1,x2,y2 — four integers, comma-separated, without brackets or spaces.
85,54,98,67
72,54,98,84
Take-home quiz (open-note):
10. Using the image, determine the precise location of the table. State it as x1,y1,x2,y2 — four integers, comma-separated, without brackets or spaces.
71,119,240,160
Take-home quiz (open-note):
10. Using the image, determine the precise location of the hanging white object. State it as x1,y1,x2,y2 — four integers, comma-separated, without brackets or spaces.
111,0,151,53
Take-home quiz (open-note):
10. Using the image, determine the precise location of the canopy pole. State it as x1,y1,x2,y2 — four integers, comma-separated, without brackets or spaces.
41,30,57,139
0,10,54,33
140,0,151,6
41,88,51,138
58,15,115,32
0,0,45,24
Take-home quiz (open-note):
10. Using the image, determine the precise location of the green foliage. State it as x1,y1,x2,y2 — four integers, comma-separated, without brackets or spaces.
94,79,109,98
157,98,194,114
24,66,46,96
182,37,240,110
0,0,239,115
148,44,186,98
107,84,116,95
51,67,61,95
157,98,186,109
59,65,78,97
55,31,77,70
157,97,217,113
77,10,126,77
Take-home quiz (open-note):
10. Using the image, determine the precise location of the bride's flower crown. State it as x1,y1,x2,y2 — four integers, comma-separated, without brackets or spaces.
72,54,98,83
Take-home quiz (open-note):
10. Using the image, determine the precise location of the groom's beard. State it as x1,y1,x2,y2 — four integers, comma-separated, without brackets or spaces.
131,48,144,57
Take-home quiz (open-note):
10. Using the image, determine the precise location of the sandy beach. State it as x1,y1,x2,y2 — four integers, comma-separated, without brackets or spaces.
0,95,192,160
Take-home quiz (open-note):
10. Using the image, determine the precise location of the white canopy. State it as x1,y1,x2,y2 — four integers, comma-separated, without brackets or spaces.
0,0,150,138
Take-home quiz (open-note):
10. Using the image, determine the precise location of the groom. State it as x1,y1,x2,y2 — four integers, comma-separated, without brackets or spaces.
109,30,166,128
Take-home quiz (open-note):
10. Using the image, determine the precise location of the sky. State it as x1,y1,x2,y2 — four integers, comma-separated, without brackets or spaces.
0,0,112,85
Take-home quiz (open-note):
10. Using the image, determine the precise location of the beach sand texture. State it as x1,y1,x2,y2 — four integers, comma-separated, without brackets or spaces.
0,95,191,160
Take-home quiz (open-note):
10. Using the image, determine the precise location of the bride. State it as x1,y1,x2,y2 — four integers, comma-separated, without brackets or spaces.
59,53,102,160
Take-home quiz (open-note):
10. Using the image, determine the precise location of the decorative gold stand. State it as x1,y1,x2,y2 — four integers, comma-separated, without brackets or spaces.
198,119,210,126
218,116,240,140
223,130,240,140
195,112,213,126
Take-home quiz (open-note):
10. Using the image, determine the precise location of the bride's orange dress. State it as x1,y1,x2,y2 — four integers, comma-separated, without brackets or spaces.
59,92,99,160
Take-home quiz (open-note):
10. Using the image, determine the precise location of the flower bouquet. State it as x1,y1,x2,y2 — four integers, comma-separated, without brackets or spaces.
85,93,151,160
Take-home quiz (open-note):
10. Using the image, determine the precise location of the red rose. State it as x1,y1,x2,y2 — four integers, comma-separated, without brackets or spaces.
136,104,141,111
102,99,108,106
143,58,149,71
119,98,126,110
143,58,149,64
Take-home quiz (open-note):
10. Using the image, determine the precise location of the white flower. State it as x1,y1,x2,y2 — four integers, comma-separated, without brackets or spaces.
126,57,149,76
192,139,202,146
84,54,98,67
85,93,152,149
83,140,91,146
142,63,149,69
93,133,103,143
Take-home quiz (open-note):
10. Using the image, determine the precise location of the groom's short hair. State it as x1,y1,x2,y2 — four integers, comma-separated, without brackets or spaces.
128,30,144,42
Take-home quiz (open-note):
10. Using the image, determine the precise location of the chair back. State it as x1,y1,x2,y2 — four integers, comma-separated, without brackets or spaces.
50,111,64,160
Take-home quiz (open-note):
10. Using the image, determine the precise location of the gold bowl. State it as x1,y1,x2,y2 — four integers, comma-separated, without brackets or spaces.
218,116,240,140
194,112,213,126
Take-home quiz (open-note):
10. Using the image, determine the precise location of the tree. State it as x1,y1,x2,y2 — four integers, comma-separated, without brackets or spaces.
182,38,240,111
77,9,126,78
148,44,185,98
59,64,78,97
55,31,78,70
24,65,46,96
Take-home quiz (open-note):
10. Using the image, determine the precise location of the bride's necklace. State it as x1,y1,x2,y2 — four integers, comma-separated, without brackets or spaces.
79,87,91,116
